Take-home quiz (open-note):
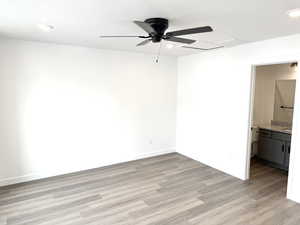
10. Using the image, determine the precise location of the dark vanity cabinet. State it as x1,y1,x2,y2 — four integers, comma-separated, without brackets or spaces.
257,129,291,171
258,137,285,165
284,142,291,169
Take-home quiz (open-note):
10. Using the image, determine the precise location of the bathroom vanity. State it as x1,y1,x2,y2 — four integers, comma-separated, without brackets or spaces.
257,127,291,171
252,77,295,171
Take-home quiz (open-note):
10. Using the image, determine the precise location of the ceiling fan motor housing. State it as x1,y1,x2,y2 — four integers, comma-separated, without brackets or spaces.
144,18,169,42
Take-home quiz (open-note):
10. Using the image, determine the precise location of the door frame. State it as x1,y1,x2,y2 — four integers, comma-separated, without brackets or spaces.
245,60,299,183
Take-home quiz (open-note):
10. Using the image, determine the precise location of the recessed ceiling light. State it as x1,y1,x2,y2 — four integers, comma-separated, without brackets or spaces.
287,8,300,18
166,43,174,49
37,24,55,32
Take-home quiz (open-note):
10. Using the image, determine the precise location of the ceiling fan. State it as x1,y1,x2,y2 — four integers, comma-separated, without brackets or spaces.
99,18,215,47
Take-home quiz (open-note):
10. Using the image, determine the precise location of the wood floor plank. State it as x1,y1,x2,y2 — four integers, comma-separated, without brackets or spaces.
0,153,299,225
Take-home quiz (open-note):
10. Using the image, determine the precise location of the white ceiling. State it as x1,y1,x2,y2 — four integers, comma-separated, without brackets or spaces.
0,0,300,56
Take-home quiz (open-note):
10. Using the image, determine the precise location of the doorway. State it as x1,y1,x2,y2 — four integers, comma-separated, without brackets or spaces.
246,62,298,196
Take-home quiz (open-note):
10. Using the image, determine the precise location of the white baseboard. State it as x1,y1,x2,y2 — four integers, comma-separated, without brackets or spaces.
0,148,176,187
131,148,176,161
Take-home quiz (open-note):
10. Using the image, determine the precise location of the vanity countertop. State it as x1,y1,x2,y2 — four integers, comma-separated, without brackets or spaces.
253,124,292,135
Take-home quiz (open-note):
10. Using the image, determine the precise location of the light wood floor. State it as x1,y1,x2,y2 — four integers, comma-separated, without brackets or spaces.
0,153,300,225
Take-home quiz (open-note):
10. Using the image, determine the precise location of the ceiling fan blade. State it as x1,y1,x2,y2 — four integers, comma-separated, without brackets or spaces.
182,46,224,50
99,35,147,38
166,26,213,37
137,39,151,46
134,21,157,35
164,36,196,44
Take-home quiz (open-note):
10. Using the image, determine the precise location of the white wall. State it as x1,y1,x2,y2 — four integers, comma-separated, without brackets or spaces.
253,63,297,126
177,34,300,203
0,38,177,186
3,34,300,204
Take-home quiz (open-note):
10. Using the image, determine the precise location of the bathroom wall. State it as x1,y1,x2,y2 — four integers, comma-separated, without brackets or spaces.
253,63,297,126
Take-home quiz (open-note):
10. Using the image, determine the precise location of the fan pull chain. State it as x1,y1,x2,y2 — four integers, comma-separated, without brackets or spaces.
156,42,162,63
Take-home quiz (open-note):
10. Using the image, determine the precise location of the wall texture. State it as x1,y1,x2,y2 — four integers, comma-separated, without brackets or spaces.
177,34,300,203
0,38,177,185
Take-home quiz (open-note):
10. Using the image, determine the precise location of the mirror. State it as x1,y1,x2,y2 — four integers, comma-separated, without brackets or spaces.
273,80,296,125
